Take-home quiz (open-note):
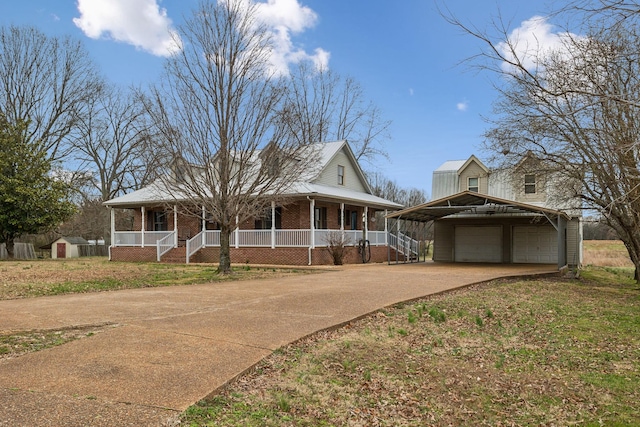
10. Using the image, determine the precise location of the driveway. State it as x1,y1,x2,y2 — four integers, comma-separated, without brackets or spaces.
0,262,556,426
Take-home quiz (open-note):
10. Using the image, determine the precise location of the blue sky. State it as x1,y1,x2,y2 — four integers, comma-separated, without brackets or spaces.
1,0,556,197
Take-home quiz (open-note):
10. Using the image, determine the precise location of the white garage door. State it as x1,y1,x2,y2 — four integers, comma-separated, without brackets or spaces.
454,226,502,263
513,225,558,263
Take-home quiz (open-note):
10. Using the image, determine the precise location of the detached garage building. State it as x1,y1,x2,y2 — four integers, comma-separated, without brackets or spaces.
388,155,582,269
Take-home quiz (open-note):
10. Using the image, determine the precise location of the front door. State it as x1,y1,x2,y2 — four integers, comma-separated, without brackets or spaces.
57,243,66,259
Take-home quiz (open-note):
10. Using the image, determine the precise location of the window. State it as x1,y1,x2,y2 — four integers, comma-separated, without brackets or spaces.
314,206,327,229
468,177,479,192
149,211,168,231
338,209,358,230
338,165,345,185
255,207,282,229
524,174,536,194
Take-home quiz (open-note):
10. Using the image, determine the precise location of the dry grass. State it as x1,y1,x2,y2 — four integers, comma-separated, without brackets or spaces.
182,270,640,426
0,257,312,300
583,240,634,267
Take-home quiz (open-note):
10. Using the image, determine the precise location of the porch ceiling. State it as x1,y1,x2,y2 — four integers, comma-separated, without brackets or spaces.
385,191,570,223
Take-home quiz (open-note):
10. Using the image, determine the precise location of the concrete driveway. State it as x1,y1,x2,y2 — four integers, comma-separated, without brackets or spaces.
0,262,557,426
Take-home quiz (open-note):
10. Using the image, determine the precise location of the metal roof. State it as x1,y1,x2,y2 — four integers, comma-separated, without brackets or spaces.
386,191,570,222
104,141,401,210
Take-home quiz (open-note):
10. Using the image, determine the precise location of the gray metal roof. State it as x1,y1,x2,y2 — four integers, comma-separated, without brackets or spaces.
104,141,400,210
386,191,569,222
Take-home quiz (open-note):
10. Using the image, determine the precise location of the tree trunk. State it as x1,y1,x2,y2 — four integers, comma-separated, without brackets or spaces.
218,223,233,275
6,238,14,258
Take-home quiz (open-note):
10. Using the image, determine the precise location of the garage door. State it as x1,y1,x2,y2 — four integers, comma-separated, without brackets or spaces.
513,225,558,263
454,226,502,263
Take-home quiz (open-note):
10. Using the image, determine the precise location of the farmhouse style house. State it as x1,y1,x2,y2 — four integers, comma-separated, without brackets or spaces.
387,154,583,268
104,140,402,265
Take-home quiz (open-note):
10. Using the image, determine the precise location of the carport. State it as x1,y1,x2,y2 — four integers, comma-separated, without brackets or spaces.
386,191,571,269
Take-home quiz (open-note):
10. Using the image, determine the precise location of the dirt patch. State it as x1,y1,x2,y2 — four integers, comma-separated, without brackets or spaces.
0,324,117,360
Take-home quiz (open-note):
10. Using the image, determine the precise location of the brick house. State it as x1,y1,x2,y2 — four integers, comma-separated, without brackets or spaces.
104,140,402,265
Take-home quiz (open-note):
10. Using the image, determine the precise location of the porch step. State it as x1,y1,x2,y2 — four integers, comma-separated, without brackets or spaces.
160,247,186,263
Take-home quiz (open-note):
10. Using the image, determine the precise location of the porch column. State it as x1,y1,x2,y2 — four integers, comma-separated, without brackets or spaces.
141,206,146,248
340,203,345,241
173,204,178,248
235,215,240,249
309,198,315,249
109,207,115,250
201,205,206,231
363,206,369,241
384,209,388,245
271,201,276,249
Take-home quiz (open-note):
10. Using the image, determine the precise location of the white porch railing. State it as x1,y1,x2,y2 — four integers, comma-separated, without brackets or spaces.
389,231,420,261
156,231,176,261
186,230,205,264
119,229,391,256
275,229,310,247
114,231,174,247
238,230,272,247
367,230,387,246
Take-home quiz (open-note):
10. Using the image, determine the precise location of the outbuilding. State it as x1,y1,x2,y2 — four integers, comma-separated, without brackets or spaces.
51,236,90,259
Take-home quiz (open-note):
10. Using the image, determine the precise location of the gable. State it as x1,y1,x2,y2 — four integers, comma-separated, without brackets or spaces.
458,159,489,193
313,146,367,192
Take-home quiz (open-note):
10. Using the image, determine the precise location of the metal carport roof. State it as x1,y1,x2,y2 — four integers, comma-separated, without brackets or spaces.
385,191,570,223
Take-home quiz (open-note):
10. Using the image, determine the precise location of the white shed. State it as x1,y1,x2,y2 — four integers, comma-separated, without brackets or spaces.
51,237,89,259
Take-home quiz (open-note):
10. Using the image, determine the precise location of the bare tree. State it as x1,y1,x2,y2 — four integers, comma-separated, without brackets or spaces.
368,171,427,206
446,6,640,280
72,85,154,202
144,0,319,274
275,61,391,167
0,25,101,161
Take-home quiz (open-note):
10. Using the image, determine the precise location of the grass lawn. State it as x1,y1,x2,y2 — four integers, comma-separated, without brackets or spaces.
180,242,640,426
0,257,311,300
2,242,639,425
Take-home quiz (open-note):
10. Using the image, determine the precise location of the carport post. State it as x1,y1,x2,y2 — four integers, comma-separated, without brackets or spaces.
557,216,567,269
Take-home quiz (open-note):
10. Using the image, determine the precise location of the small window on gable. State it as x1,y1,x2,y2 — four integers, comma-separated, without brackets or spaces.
338,165,345,185
524,174,536,194
468,177,479,192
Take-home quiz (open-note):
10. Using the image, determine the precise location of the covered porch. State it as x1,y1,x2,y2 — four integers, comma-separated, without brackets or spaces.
107,197,394,265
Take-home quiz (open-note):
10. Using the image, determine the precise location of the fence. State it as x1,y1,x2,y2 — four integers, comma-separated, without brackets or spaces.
78,245,109,257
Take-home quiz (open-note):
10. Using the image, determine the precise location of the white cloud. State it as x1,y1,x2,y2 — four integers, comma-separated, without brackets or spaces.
409,88,414,96
457,101,469,112
253,0,330,75
73,0,181,57
498,15,578,73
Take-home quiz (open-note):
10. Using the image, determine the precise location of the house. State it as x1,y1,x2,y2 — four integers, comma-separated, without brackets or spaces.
51,236,90,259
103,141,403,265
387,155,583,268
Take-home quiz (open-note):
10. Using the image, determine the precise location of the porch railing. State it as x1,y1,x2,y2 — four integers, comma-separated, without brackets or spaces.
388,231,420,262
120,229,391,254
114,231,173,247
186,230,205,264
156,231,176,261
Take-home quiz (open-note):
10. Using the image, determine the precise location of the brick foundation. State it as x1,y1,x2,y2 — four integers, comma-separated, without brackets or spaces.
188,245,392,266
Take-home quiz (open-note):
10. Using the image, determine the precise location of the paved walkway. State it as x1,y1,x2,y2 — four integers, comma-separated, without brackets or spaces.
0,262,557,426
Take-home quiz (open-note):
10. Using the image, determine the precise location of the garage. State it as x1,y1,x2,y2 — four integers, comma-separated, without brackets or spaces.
513,225,557,264
454,226,502,263
386,191,577,268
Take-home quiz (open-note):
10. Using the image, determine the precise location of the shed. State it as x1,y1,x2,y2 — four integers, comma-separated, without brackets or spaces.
51,236,89,259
